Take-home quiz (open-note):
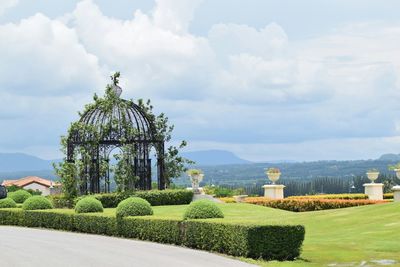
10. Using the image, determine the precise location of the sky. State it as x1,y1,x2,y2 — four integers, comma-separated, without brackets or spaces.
1,0,400,162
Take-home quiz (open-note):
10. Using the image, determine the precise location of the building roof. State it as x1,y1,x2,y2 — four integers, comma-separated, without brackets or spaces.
2,176,61,188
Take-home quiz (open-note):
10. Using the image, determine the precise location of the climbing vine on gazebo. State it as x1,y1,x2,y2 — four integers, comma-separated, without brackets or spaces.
54,72,193,199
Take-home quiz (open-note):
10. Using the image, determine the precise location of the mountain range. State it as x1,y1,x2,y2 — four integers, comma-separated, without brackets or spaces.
0,150,250,181
0,151,399,185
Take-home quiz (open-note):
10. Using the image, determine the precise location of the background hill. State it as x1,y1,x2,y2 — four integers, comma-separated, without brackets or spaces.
181,150,251,165
0,153,59,172
0,151,399,188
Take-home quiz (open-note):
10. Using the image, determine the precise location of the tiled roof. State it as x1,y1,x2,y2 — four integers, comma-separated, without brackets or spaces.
1,176,61,188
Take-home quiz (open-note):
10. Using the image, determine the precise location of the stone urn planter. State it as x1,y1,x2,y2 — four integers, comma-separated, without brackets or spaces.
394,169,400,179
265,168,281,184
263,168,285,199
366,170,380,183
392,185,400,202
364,169,383,200
187,169,204,194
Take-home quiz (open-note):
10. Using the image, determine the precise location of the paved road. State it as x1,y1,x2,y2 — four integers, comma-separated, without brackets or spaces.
0,226,256,267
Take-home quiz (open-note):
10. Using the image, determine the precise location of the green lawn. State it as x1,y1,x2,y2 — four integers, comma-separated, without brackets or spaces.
50,202,400,266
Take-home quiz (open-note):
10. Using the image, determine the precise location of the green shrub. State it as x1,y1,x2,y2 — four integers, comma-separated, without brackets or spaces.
0,209,305,261
203,186,244,197
116,197,153,218
9,190,32,204
22,196,54,210
75,197,104,213
47,194,74,208
0,198,17,208
183,199,224,219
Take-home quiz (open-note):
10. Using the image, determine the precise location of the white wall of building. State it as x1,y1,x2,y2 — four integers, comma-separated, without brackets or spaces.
23,183,50,196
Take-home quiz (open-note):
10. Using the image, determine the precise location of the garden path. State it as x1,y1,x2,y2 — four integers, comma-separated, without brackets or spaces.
0,226,254,267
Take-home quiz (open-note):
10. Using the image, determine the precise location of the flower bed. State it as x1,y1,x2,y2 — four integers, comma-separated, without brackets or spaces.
245,197,388,212
0,208,304,261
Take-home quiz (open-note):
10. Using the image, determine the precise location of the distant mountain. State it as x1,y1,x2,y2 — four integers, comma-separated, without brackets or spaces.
378,154,400,161
0,153,59,172
182,150,252,165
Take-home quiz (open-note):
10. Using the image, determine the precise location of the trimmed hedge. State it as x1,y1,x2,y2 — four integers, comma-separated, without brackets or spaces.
135,190,194,206
287,194,368,200
184,221,305,260
9,190,32,204
183,200,224,219
0,198,17,208
52,190,194,209
80,190,194,208
384,193,394,199
116,197,153,218
0,209,304,261
245,197,388,212
22,196,54,210
75,197,103,213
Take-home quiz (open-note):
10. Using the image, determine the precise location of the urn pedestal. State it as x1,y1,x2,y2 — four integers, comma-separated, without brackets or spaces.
392,185,400,202
262,184,285,199
363,183,384,200
189,174,204,194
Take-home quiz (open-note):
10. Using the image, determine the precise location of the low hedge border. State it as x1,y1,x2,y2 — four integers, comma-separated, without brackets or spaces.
0,209,304,261
287,193,368,200
69,189,194,208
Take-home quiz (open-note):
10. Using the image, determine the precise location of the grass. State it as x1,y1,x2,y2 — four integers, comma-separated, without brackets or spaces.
11,201,400,266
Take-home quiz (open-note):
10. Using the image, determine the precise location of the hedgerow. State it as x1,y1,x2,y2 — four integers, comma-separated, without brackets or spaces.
70,189,193,209
0,208,304,261
384,193,394,199
287,193,368,200
245,197,387,212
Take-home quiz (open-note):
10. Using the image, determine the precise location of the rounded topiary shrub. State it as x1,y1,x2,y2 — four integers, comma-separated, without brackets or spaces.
22,196,53,210
9,190,32,204
183,199,224,220
0,198,17,208
75,197,104,213
116,197,153,218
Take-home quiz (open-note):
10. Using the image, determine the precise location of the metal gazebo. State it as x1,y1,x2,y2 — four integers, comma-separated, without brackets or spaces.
66,75,165,194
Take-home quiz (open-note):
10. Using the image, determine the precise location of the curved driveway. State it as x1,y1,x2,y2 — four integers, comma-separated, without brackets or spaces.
0,226,255,267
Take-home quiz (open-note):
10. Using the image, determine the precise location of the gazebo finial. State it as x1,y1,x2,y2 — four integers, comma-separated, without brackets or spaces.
110,71,122,97
111,71,120,85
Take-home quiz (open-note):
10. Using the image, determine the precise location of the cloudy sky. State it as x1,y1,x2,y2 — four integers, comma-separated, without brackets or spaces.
1,0,400,162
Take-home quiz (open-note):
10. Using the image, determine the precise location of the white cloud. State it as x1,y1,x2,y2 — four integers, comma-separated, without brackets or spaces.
0,13,104,96
0,0,18,16
0,1,400,161
68,0,214,99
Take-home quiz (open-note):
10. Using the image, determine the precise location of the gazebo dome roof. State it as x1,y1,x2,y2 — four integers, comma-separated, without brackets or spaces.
77,98,155,142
